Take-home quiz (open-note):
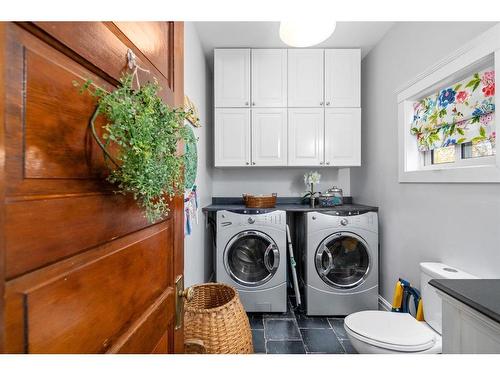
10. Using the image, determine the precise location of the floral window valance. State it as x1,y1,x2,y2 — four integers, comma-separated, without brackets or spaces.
410,68,495,151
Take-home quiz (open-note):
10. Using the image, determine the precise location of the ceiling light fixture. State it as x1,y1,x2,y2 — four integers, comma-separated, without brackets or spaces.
279,20,336,48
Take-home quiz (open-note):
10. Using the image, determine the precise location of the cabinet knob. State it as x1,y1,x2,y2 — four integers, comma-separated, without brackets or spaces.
252,162,256,165
326,161,330,165
319,161,324,165
246,162,249,165
245,101,249,106
252,102,255,106
326,102,331,106
320,101,324,106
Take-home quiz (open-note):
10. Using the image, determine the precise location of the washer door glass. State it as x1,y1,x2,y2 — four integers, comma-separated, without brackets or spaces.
225,231,280,287
315,233,370,289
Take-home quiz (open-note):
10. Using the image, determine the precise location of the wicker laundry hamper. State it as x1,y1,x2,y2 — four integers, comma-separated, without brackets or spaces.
184,283,254,354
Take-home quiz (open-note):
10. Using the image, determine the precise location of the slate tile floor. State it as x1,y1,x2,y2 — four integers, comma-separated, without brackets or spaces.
248,297,357,354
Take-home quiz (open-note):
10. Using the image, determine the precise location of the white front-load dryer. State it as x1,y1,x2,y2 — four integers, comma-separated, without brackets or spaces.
300,210,378,316
216,209,287,312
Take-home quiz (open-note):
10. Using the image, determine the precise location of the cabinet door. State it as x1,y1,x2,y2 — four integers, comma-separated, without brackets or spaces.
324,108,361,166
214,49,250,107
251,49,287,107
288,49,324,107
215,109,251,166
251,109,287,166
288,108,324,166
324,49,361,108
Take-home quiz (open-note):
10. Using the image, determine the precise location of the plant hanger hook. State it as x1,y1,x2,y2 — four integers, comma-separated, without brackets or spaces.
126,48,150,89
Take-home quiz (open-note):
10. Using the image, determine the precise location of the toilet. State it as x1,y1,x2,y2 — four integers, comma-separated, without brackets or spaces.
344,262,477,354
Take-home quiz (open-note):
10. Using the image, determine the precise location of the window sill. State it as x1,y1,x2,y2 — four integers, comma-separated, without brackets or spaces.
399,163,500,183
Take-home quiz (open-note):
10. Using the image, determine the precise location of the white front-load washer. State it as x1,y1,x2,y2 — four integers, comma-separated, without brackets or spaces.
298,210,378,316
216,209,287,312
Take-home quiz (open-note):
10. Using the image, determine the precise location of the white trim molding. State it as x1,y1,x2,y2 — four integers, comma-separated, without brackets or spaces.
398,23,500,183
378,295,392,311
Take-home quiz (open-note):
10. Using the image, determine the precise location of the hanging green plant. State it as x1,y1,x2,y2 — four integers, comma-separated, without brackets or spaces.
75,73,192,223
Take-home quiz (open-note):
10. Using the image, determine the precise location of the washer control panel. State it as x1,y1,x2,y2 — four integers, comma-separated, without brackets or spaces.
308,211,378,232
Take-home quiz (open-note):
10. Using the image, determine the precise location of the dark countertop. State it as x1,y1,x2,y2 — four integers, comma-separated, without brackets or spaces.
429,279,500,325
202,196,378,213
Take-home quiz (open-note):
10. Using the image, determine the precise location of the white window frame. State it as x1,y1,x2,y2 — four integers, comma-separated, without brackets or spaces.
397,23,500,183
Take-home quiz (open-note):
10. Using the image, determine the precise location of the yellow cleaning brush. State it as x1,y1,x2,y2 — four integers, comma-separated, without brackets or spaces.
416,299,424,321
391,281,404,311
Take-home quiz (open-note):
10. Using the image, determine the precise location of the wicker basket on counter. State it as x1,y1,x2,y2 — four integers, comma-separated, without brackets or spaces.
184,283,253,354
242,193,277,208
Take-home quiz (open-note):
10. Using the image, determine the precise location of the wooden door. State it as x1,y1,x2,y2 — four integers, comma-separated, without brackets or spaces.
324,49,361,108
288,108,324,166
287,49,324,108
214,49,250,108
251,108,287,166
251,49,287,107
214,108,251,167
0,21,185,353
325,108,361,166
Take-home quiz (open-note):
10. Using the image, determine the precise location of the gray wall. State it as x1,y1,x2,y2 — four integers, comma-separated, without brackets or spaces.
183,23,214,286
351,22,500,304
213,167,351,197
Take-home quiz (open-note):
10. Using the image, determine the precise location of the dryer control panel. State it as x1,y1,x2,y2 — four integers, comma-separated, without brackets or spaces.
217,210,286,231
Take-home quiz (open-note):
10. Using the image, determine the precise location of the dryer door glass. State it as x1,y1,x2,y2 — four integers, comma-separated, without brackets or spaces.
315,234,370,289
225,231,280,287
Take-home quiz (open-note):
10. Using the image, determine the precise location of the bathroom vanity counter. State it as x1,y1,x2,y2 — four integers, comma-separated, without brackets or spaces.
429,279,500,325
430,279,500,353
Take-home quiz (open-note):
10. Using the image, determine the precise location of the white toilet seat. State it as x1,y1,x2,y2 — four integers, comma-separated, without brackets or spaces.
344,311,440,353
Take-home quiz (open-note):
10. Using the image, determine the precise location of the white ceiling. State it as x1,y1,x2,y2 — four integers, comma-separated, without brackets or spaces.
193,21,394,67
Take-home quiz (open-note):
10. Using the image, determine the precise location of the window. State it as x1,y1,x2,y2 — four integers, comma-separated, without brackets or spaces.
423,139,496,168
398,24,500,183
412,65,496,172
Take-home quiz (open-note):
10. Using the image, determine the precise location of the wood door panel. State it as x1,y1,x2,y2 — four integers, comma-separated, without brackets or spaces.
24,225,171,353
113,22,173,88
152,332,169,354
32,22,175,106
107,289,173,353
5,193,152,279
4,25,114,197
1,22,184,354
3,292,23,353
4,223,170,353
0,23,7,354
24,48,108,179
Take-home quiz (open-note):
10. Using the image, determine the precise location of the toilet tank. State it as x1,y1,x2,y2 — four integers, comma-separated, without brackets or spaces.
420,262,477,334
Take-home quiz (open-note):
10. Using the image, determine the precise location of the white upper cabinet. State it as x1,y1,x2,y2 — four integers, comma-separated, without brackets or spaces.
324,49,361,108
288,108,324,166
324,108,361,166
214,49,250,107
251,49,287,107
288,49,324,107
215,108,251,166
251,109,287,166
213,48,362,167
